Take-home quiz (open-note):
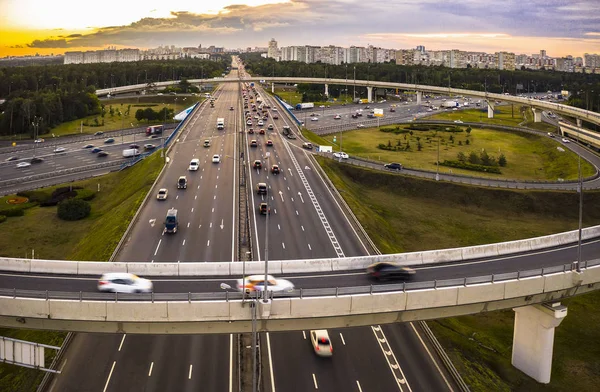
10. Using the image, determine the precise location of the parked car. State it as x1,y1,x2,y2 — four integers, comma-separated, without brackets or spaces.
384,162,403,171
97,273,153,293
366,262,416,281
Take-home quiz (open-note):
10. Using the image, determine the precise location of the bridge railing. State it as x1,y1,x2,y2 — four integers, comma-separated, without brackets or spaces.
1,259,596,303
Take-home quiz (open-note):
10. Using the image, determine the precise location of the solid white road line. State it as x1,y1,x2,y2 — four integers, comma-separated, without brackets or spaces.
148,362,154,377
188,364,193,379
356,380,363,392
118,334,126,351
340,332,346,345
229,334,233,392
103,361,116,392
302,331,306,339
312,374,318,389
409,323,454,391
308,244,312,250
266,332,276,392
154,240,161,256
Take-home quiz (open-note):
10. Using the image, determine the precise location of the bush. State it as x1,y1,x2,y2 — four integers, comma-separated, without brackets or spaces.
0,206,26,217
0,215,7,223
57,199,91,221
40,187,81,207
75,189,96,201
17,190,51,204
440,160,502,174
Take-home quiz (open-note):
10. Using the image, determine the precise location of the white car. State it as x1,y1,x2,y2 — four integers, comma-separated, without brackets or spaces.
453,120,464,123
156,188,168,200
310,330,333,357
236,275,294,293
97,273,153,293
562,138,570,143
34,138,44,143
357,124,365,128
189,158,200,171
258,120,264,126
212,154,221,163
16,162,31,168
333,114,341,119
53,147,66,153
333,152,349,159
311,117,319,121
246,120,252,126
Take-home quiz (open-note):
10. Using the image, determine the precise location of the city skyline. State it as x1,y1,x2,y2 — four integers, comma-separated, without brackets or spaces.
1,0,599,58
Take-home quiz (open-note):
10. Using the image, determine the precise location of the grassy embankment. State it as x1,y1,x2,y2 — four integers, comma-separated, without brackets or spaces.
274,89,352,107
43,96,199,138
0,153,164,391
303,121,594,181
318,157,600,391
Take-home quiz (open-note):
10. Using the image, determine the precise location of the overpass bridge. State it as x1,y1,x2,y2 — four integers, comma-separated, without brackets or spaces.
96,77,600,128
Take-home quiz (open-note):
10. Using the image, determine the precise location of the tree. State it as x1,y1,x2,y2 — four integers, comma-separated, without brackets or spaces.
143,108,156,122
480,149,492,165
449,135,454,144
57,198,91,221
135,109,145,122
465,139,470,145
468,151,480,164
498,153,507,167
457,152,466,162
466,127,472,136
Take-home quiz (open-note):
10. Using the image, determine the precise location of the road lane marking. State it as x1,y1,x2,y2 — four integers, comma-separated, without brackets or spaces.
118,334,126,351
302,331,306,339
282,242,285,249
266,332,276,392
176,195,179,200
191,208,194,212
301,225,305,231
356,380,363,392
291,197,294,202
277,224,281,230
195,195,197,200
308,244,312,250
210,222,213,228
182,239,186,246
187,222,190,228
154,240,162,256
312,374,318,389
409,323,453,391
207,240,210,247
296,210,299,215
103,361,116,392
148,362,154,376
340,333,346,345
371,325,411,391
229,334,233,392
188,364,193,379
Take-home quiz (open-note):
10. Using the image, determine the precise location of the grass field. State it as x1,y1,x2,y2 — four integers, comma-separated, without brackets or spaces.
317,158,600,391
274,89,353,107
0,153,164,391
315,124,595,181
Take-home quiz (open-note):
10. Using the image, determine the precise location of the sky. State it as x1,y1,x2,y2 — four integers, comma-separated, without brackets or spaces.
0,0,599,58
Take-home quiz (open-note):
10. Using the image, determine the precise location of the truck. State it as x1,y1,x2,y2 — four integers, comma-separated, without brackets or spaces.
441,100,460,108
146,125,164,136
217,118,225,130
295,103,314,110
122,148,140,158
164,208,178,233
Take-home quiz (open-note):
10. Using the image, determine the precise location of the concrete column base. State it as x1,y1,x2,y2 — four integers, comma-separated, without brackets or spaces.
271,83,274,93
367,87,373,103
512,303,567,383
532,108,542,123
258,299,272,318
325,83,329,97
577,118,582,127
486,101,495,118
416,91,423,105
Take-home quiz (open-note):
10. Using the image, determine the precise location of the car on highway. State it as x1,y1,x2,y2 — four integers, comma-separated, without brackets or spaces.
310,330,333,357
53,147,66,153
333,152,349,159
253,160,262,169
311,117,319,121
212,154,221,163
258,120,264,126
258,202,270,215
5,156,19,162
248,128,255,134
16,162,31,168
236,275,294,293
333,114,341,120
267,124,274,130
34,138,45,143
104,138,115,144
91,147,103,153
144,144,156,150
256,182,267,194
97,273,153,293
259,129,265,135
129,144,140,149
30,157,44,164
156,188,168,200
246,120,252,126
384,162,403,171
97,151,109,157
302,142,313,150
250,140,258,147
266,140,273,147
189,159,200,170
94,131,104,136
351,113,358,119
357,124,365,128
272,114,279,119
271,164,280,174
230,106,234,111
366,262,416,281
177,176,187,189
547,133,555,138
561,138,570,143
83,144,94,149
453,120,464,123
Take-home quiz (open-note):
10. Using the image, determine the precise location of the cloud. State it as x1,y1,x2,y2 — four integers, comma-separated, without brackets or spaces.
27,38,70,48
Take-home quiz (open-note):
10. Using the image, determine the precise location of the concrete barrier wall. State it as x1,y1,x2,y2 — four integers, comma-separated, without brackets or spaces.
0,265,598,330
0,225,598,277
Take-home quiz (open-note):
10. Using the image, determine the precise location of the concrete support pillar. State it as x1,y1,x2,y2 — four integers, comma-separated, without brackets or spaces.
486,100,495,118
577,118,582,127
271,83,275,93
258,299,272,318
512,303,567,383
324,84,329,97
416,91,422,105
532,108,542,123
367,87,373,103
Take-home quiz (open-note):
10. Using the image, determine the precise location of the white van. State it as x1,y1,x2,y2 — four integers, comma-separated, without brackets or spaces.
189,159,200,171
122,148,140,158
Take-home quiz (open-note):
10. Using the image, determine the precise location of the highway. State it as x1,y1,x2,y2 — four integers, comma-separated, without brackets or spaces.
47,76,239,392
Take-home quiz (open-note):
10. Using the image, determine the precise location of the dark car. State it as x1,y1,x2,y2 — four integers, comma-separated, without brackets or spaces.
129,144,140,149
91,147,103,153
94,131,104,136
5,156,19,162
30,157,44,164
384,162,403,171
259,202,270,215
104,138,115,144
253,160,262,169
97,151,109,157
302,142,313,150
83,144,94,149
366,262,416,281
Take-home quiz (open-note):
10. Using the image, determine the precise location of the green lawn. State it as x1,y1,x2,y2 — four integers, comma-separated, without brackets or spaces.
274,89,353,107
318,125,595,181
0,153,164,391
317,158,600,391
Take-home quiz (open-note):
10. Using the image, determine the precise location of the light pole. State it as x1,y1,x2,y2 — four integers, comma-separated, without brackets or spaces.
353,66,356,102
436,135,440,181
263,153,271,302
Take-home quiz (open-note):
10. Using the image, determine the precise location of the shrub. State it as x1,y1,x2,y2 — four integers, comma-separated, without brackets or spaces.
17,190,51,204
0,207,25,217
40,187,81,207
57,199,91,221
0,215,6,224
440,160,502,174
75,189,96,201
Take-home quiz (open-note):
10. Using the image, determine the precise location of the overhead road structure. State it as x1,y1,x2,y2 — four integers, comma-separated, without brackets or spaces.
96,77,600,128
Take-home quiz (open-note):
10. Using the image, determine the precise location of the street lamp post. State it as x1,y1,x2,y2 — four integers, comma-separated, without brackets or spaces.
436,136,440,181
263,154,271,302
353,66,356,102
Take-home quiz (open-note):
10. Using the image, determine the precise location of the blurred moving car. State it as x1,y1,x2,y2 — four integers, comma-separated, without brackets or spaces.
271,164,280,174
97,273,153,293
236,275,294,293
333,152,349,159
156,188,168,200
334,114,341,120
104,138,115,144
53,147,66,153
97,151,109,157
310,330,333,357
259,202,270,215
561,138,570,143
6,156,19,161
302,142,313,149
83,144,94,149
94,131,104,136
144,144,156,150
91,147,102,153
30,157,44,163
212,155,221,163
311,117,319,121
16,162,31,168
366,262,416,281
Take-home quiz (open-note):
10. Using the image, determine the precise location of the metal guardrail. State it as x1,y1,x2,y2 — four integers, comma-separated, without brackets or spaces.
2,259,596,303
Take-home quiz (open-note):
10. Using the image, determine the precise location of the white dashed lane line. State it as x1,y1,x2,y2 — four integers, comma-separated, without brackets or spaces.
312,374,318,389
148,362,154,377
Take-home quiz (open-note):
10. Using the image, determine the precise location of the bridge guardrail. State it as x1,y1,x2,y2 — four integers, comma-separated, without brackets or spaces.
0,259,596,302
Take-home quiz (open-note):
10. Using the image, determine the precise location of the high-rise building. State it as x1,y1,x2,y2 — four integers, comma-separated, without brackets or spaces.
540,49,547,58
267,38,278,60
496,51,516,70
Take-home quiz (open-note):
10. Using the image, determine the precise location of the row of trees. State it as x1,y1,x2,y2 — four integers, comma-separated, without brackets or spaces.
135,107,174,123
239,54,600,111
0,58,229,136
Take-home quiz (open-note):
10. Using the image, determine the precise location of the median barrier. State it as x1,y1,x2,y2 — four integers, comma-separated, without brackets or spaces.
78,262,129,275
106,301,168,322
496,238,533,255
126,262,179,277
30,259,78,274
0,297,49,318
330,257,372,271
0,257,30,273
421,248,464,264
582,225,600,240
457,283,505,305
543,273,575,292
229,260,283,276
178,262,231,276
376,252,425,266
350,292,407,313
406,287,459,310
289,296,352,317
281,258,333,273
270,298,292,317
504,276,545,298
167,301,232,320
461,244,499,260
49,300,107,321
